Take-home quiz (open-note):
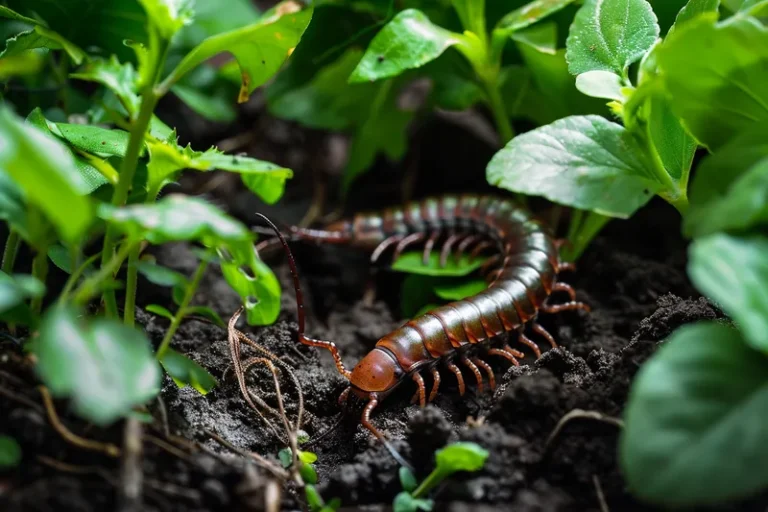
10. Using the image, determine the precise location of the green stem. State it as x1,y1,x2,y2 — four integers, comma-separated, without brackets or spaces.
484,79,515,144
412,469,447,499
562,212,611,262
155,257,210,359
58,252,102,305
73,242,135,307
30,249,49,315
123,248,140,327
2,230,20,274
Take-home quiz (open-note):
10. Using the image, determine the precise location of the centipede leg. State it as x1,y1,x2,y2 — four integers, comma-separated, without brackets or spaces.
338,386,351,409
423,230,441,265
456,235,480,260
412,372,426,407
371,234,405,264
472,357,495,390
552,282,577,301
488,348,520,366
447,362,466,396
461,356,484,393
361,394,382,439
469,241,494,263
517,330,542,358
532,322,557,349
557,262,577,273
440,234,463,268
542,301,591,314
428,367,441,402
394,232,426,261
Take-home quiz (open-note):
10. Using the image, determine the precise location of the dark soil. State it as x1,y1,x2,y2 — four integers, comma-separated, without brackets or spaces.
0,96,752,512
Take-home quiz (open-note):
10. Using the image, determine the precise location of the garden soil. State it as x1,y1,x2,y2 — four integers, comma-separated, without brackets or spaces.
1,100,763,512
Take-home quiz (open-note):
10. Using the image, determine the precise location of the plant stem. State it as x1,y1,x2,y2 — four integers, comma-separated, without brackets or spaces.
2,230,20,274
483,78,515,144
155,257,210,359
31,249,49,315
73,242,135,307
58,252,101,304
562,212,611,262
412,469,446,499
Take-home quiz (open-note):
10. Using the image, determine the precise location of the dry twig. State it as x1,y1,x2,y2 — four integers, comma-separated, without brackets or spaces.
544,408,624,454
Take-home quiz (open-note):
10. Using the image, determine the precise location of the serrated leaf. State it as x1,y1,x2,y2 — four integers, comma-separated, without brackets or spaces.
566,0,660,76
487,115,661,218
435,442,489,474
392,251,486,277
159,347,217,395
689,234,768,352
146,304,174,320
575,70,625,101
70,56,140,116
657,15,768,150
164,2,312,103
34,307,162,425
0,436,21,468
0,107,93,243
0,24,85,64
349,9,470,84
684,127,768,237
496,0,577,35
620,322,768,506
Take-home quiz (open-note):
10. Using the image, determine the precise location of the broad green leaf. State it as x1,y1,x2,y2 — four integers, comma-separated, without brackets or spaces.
171,84,237,123
177,0,260,44
510,22,557,54
684,127,768,237
349,9,472,84
392,251,486,277
435,442,489,473
0,107,93,243
621,322,768,505
136,260,189,288
658,15,768,150
159,347,217,395
146,304,174,320
0,50,44,78
47,244,73,273
575,70,625,101
725,0,768,14
0,6,37,24
0,436,21,468
70,57,140,116
186,305,225,327
300,461,318,485
145,135,292,203
164,2,313,103
139,0,194,39
399,467,418,493
689,234,768,352
305,485,323,510
487,115,661,218
393,492,433,512
672,0,720,30
0,9,85,64
434,278,488,301
566,0,660,76
343,80,414,194
34,307,162,425
495,0,577,35
422,52,484,111
56,124,131,158
647,94,697,182
0,173,32,242
299,451,318,464
0,271,44,313
219,249,281,325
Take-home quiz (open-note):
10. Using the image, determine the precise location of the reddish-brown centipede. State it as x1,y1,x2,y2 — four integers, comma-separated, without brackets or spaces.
256,194,589,447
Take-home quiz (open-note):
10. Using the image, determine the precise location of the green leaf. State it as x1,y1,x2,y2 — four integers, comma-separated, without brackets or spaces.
0,436,21,468
278,447,292,468
495,0,577,35
34,307,162,425
349,9,471,84
647,94,697,183
725,0,768,14
186,305,225,327
0,15,85,64
434,278,488,301
510,22,558,54
672,0,720,30
566,0,660,76
170,83,237,123
0,271,44,314
47,244,73,273
620,321,768,506
145,135,292,203
219,249,281,326
299,450,318,464
159,347,218,395
689,234,768,353
0,5,38,24
399,467,418,493
164,2,313,103
575,70,625,101
393,492,434,512
0,50,44,78
401,274,440,318
139,0,194,39
136,260,190,288
0,173,33,243
0,107,93,244
392,251,486,277
56,124,131,158
487,115,661,218
658,15,768,150
70,56,140,116
684,127,768,237
305,485,324,511
435,442,489,473
146,304,174,320
300,461,318,485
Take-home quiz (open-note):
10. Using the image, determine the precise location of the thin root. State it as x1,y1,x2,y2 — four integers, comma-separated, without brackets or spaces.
544,409,624,454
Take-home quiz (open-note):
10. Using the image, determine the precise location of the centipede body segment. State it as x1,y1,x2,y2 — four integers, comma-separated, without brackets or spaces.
256,194,590,443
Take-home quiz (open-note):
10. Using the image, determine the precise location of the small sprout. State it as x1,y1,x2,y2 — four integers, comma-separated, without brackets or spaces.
399,466,418,493
278,447,318,484
393,492,433,512
297,429,310,444
305,484,341,512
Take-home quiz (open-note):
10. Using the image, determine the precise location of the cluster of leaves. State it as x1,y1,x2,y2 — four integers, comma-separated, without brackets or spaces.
0,0,312,436
395,442,489,512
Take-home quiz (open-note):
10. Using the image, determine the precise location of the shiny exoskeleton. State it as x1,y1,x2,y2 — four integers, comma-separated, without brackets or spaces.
258,194,589,442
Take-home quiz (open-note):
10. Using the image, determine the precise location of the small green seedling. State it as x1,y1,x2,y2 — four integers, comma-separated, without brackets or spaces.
393,442,489,512
278,446,319,485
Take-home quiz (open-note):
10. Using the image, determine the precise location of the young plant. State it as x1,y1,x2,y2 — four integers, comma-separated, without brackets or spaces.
394,442,489,512
0,0,312,426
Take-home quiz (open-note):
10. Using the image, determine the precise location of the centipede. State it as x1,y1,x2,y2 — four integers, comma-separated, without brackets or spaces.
255,194,589,451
